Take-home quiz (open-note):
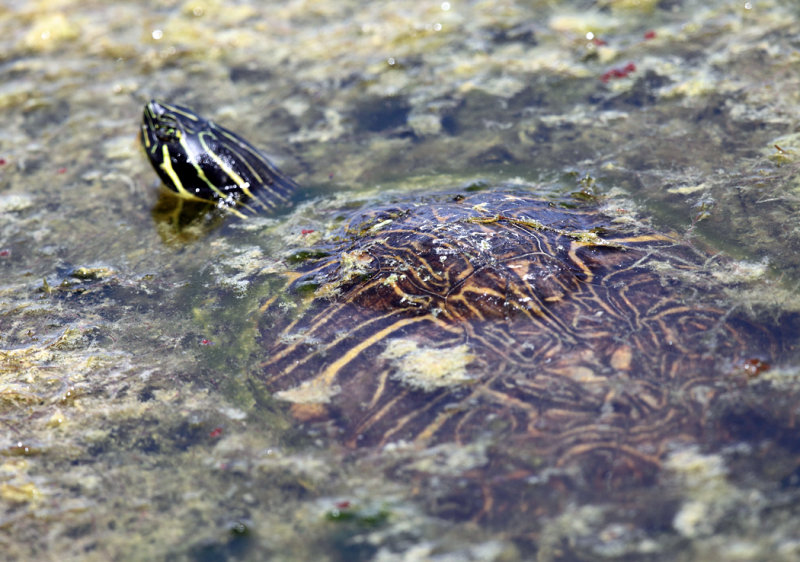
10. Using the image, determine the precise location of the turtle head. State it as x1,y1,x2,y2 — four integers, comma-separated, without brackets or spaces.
140,100,296,214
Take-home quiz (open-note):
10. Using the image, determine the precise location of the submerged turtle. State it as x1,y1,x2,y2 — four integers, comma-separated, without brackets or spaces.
141,101,779,525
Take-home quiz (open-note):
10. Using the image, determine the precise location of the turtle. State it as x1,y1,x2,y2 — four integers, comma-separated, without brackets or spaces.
140,100,297,218
140,100,780,529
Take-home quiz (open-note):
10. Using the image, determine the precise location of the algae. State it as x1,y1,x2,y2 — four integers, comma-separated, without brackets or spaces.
2,0,800,559
381,338,476,391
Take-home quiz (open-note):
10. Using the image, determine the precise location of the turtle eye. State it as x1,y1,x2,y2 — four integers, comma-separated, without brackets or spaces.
154,115,181,143
155,126,180,143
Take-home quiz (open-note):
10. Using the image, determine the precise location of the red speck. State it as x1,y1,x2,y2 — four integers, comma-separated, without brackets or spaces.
740,358,770,379
0,249,9,258
200,338,213,345
301,229,315,236
57,167,67,174
644,30,656,40
591,37,607,46
600,62,636,82
335,500,351,509
0,158,6,165
210,427,223,438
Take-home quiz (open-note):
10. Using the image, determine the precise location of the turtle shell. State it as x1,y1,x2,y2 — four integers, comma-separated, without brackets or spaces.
258,190,777,520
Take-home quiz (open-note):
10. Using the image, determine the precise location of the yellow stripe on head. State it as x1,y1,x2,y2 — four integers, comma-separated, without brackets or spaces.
198,132,272,211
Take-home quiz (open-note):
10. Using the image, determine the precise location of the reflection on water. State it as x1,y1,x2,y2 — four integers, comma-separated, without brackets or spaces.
2,0,800,559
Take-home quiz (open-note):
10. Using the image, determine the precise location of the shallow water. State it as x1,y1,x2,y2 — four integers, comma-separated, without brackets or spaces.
3,0,800,560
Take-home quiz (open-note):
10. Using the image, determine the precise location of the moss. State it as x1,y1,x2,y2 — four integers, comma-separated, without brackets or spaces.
274,379,341,405
286,249,331,264
325,503,391,527
23,13,80,52
665,448,736,539
312,249,375,299
466,212,624,248
381,339,476,391
600,0,660,13
0,481,42,504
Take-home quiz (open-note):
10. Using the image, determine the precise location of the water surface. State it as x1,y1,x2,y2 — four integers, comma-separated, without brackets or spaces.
3,1,800,560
